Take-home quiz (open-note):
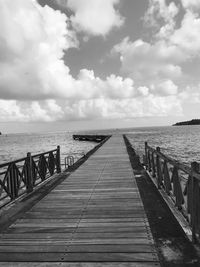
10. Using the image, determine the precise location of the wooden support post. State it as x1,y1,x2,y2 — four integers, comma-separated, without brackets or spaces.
26,152,33,193
148,150,152,172
144,142,148,167
191,161,199,243
56,145,61,173
12,165,18,199
151,152,156,177
156,147,162,189
8,164,18,200
163,160,171,195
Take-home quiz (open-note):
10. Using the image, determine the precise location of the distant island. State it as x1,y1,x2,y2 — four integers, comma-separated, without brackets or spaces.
173,119,200,126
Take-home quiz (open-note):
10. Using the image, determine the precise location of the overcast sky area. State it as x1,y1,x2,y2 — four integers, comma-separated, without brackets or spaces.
0,0,200,133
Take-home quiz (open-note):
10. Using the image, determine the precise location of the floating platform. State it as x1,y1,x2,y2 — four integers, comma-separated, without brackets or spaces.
73,134,109,143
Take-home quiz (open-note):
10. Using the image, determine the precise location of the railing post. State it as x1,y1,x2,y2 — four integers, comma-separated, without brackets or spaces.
144,142,148,167
7,163,18,200
151,152,156,177
156,147,162,189
26,152,33,193
191,161,199,243
56,145,61,173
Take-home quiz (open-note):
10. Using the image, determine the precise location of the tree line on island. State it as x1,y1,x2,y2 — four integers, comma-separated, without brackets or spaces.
173,119,200,126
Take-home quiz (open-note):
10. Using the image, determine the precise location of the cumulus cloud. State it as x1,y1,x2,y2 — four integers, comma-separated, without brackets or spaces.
0,99,65,122
67,96,182,119
112,37,182,84
56,0,124,36
144,0,179,24
181,0,200,10
153,80,178,96
113,0,200,96
144,0,179,38
0,96,182,123
0,0,129,101
170,11,200,56
0,0,78,100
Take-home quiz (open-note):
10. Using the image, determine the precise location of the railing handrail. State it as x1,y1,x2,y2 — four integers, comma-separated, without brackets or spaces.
0,157,28,168
0,148,58,168
32,148,58,158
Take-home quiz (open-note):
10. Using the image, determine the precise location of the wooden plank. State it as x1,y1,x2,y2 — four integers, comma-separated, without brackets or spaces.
0,244,154,253
0,263,160,267
0,232,152,240
61,253,159,262
0,252,159,262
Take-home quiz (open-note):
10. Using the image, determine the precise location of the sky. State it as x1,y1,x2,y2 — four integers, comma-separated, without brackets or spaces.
0,0,200,133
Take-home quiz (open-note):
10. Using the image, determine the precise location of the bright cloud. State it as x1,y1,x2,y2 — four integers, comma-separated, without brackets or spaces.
65,96,182,120
56,0,124,36
0,99,65,122
0,0,128,102
181,0,200,10
154,80,178,96
113,37,182,83
0,0,78,100
113,0,200,99
0,96,183,123
144,0,179,27
170,11,200,56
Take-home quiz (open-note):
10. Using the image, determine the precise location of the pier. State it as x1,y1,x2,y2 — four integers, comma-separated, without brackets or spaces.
0,135,200,266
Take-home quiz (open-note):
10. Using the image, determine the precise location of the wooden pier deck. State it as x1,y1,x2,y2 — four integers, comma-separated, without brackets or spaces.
0,135,160,266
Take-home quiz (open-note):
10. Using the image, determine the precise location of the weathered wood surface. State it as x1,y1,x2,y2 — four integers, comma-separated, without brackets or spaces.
0,135,160,266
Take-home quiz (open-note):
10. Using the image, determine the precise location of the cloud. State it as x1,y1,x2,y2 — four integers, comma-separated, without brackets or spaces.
144,0,179,36
112,37,182,83
0,0,79,100
181,0,200,10
56,0,124,36
0,99,65,122
0,0,130,102
112,0,183,84
74,69,137,100
110,0,200,119
153,80,178,96
170,11,200,56
0,96,183,123
68,96,182,119
0,0,185,123
113,0,200,94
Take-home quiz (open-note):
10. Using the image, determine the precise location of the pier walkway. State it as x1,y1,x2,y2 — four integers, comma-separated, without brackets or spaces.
0,135,160,266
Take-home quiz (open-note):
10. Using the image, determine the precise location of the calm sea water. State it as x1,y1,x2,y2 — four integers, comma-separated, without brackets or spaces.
87,125,200,165
0,132,96,167
0,125,200,167
124,125,200,165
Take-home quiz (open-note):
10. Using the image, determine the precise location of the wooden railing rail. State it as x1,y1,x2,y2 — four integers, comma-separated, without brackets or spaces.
0,146,61,209
144,142,200,243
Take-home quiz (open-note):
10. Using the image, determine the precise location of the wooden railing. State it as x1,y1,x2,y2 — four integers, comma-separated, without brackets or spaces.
0,146,61,208
144,142,200,243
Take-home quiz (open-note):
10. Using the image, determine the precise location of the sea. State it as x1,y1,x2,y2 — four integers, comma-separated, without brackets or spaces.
0,125,200,168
